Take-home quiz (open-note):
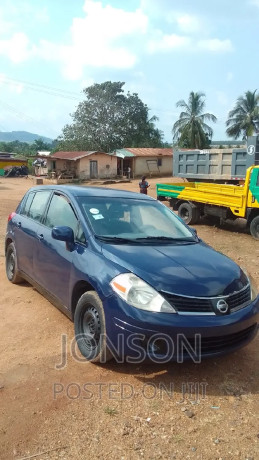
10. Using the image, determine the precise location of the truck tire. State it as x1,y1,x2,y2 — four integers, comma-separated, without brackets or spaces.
178,202,200,225
250,215,259,239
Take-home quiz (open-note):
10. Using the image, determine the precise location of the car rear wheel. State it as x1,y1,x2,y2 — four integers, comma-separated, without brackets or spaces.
250,215,259,239
178,202,200,225
74,291,112,363
6,242,23,284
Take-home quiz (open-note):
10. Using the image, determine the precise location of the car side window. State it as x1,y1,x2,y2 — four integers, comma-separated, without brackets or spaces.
45,193,78,235
21,192,35,216
27,191,51,222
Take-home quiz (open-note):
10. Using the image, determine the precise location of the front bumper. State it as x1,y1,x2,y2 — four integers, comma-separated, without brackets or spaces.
103,294,259,362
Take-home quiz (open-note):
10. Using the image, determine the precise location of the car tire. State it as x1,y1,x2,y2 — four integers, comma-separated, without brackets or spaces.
178,202,200,225
74,291,113,363
6,242,23,284
250,215,259,239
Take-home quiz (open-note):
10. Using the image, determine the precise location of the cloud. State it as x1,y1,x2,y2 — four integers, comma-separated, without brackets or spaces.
35,0,148,80
0,1,50,25
0,11,13,35
148,34,233,55
148,33,191,53
0,32,33,63
176,14,201,33
198,39,233,52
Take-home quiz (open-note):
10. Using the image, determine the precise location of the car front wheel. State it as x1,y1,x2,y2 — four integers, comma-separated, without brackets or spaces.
6,242,23,284
74,291,112,363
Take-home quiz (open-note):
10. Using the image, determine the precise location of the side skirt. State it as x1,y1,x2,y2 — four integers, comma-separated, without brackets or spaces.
20,271,73,321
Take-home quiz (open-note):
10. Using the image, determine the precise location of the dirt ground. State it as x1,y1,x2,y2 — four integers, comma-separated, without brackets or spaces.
0,177,258,460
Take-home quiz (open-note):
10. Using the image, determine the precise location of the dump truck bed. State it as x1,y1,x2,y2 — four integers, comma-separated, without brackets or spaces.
156,181,246,209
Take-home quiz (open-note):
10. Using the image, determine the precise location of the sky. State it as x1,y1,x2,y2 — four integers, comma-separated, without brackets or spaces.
0,0,258,143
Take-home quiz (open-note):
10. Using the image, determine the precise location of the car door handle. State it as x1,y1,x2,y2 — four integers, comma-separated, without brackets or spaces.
38,233,44,241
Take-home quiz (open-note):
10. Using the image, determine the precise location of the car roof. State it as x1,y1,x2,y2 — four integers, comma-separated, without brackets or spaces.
26,185,155,201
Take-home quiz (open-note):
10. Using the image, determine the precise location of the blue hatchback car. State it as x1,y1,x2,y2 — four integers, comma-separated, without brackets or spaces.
5,185,259,363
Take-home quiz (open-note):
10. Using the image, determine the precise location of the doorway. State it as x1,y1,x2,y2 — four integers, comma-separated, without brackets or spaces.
90,160,98,179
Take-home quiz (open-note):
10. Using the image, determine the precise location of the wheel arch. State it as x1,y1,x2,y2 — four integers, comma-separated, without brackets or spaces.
246,208,259,226
174,199,202,210
71,280,97,320
174,199,189,210
5,237,13,254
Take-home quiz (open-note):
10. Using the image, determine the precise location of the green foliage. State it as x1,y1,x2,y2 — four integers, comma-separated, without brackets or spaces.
172,91,217,149
0,139,55,157
226,90,259,140
57,81,164,151
104,406,118,416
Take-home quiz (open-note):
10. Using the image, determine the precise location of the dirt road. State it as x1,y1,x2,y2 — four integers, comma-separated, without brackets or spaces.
0,177,258,460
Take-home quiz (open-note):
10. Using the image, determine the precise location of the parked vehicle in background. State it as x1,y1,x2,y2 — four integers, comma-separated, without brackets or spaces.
5,186,259,363
173,135,259,183
157,165,259,239
157,136,259,238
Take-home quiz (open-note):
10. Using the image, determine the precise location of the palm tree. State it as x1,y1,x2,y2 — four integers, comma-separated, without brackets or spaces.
226,90,259,140
172,91,217,149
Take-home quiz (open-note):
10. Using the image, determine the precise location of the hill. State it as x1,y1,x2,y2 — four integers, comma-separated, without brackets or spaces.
0,131,53,144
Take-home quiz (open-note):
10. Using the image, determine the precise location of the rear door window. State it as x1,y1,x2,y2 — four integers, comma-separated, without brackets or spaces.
27,191,52,222
21,192,35,216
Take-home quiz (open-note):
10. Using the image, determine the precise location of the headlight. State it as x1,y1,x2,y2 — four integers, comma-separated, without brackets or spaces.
110,273,176,313
242,268,258,301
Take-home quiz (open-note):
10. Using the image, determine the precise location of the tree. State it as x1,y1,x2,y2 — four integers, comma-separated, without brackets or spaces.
226,90,259,140
57,81,163,151
172,91,217,149
32,138,52,151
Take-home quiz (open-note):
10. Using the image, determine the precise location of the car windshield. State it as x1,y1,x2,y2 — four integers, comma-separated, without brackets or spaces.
77,196,197,243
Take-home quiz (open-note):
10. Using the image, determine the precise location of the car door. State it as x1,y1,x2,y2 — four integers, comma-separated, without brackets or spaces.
33,192,83,305
13,190,52,278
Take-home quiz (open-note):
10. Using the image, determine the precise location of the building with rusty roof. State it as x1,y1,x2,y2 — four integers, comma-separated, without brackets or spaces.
46,151,117,180
111,147,173,177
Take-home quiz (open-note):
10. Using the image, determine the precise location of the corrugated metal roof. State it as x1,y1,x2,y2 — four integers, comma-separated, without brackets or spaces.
112,148,173,157
108,149,135,159
50,151,107,161
37,151,51,156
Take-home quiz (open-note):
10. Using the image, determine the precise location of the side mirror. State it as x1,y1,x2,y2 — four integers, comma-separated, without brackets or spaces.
52,226,75,250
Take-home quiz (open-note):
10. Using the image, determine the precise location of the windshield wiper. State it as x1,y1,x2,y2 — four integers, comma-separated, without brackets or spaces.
135,236,197,243
95,235,141,244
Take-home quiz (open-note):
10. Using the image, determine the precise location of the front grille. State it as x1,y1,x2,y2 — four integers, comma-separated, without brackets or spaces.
227,285,251,310
162,284,251,314
162,294,212,313
187,324,257,354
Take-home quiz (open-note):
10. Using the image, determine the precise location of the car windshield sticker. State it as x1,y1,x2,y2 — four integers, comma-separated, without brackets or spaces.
90,208,99,214
93,214,104,220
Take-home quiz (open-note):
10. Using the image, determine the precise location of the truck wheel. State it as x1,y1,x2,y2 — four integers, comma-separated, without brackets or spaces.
178,202,200,225
250,216,259,239
74,291,113,363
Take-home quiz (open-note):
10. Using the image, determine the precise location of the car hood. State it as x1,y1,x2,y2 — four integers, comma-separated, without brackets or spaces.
102,241,247,297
